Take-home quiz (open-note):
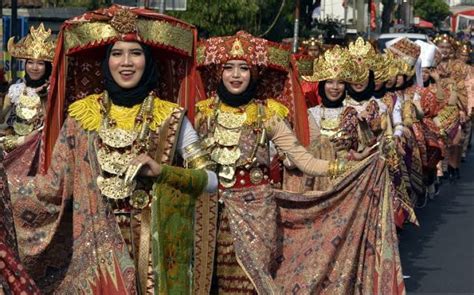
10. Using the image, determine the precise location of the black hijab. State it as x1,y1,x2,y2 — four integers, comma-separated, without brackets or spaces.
102,42,158,107
346,70,375,102
25,59,52,97
423,77,435,88
394,75,414,91
318,80,345,108
216,77,258,108
373,83,387,99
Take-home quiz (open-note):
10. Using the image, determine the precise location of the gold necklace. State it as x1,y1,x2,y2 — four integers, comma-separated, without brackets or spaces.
320,106,340,132
205,97,266,187
96,91,154,201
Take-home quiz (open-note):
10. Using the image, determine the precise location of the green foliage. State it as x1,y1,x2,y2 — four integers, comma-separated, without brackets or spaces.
414,0,450,27
169,0,295,40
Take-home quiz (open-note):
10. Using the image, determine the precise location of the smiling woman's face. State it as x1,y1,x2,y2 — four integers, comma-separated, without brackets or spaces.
25,59,46,81
108,41,145,89
221,59,251,95
324,79,345,101
350,78,369,93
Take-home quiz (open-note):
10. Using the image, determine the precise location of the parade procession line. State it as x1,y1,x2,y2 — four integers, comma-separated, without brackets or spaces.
399,148,474,295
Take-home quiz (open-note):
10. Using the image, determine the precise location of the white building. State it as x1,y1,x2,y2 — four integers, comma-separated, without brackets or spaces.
315,0,355,24
445,0,474,6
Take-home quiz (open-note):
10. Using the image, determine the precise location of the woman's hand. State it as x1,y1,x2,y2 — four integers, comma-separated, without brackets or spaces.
357,110,369,121
348,143,378,161
394,135,406,156
34,81,49,93
124,153,162,184
430,69,440,82
21,125,43,144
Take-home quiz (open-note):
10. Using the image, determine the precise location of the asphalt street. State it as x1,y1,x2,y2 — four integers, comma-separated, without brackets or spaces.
399,147,474,295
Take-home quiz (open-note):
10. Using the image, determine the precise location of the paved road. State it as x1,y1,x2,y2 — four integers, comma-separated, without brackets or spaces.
399,148,474,295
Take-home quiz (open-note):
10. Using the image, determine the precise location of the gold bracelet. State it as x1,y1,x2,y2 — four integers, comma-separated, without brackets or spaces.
328,159,345,178
186,154,216,170
184,141,203,155
337,159,346,176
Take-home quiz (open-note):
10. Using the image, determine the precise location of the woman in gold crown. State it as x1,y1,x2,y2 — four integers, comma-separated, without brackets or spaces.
193,31,399,295
383,38,431,210
434,34,467,179
291,37,325,108
194,31,357,294
408,41,447,200
0,23,56,177
344,37,388,137
456,41,473,161
7,6,218,294
290,45,369,191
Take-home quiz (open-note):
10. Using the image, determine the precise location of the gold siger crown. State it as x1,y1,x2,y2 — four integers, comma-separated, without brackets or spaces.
347,37,377,63
302,36,322,48
302,45,355,82
347,37,377,83
372,52,392,82
433,34,456,48
8,23,56,62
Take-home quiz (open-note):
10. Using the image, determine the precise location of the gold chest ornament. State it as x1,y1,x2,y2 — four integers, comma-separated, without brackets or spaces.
16,92,41,120
13,89,42,136
319,107,342,137
204,99,266,188
95,93,154,208
13,121,34,136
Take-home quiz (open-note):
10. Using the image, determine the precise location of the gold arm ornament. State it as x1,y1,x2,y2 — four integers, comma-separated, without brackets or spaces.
184,142,217,170
328,158,348,179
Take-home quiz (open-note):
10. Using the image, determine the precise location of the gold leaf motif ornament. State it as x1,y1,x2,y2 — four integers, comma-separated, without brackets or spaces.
8,23,56,62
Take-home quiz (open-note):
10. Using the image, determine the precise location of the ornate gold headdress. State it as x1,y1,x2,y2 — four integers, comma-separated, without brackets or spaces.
383,50,402,78
346,37,378,83
372,52,392,82
197,31,290,72
8,23,56,62
393,55,415,76
302,36,322,49
63,5,194,57
433,34,456,48
302,45,355,82
457,41,471,56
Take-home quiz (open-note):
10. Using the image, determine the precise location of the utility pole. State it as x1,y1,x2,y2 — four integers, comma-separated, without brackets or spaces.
292,0,300,54
159,0,165,13
356,0,365,33
401,0,411,30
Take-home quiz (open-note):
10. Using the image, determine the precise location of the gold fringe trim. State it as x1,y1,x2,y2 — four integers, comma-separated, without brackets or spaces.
68,93,179,131
195,97,289,125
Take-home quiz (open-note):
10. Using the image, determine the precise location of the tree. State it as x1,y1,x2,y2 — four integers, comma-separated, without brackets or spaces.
414,0,450,28
169,0,296,41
